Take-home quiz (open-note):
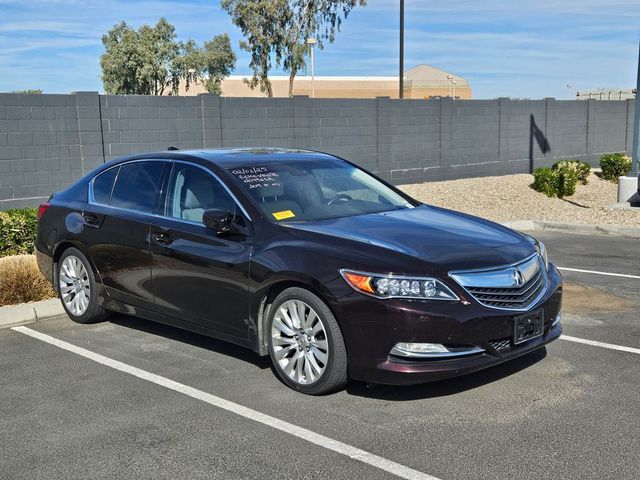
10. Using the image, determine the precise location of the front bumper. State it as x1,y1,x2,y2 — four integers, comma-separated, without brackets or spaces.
334,265,563,385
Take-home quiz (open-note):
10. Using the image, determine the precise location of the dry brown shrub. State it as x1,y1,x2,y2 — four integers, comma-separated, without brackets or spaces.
0,254,56,307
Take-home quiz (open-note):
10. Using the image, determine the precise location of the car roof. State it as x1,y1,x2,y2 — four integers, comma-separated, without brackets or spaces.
171,148,340,168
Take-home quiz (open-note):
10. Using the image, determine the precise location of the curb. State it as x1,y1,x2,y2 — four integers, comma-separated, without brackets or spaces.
502,220,640,238
0,298,66,329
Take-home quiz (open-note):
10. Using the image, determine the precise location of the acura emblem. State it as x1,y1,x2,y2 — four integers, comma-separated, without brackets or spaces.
512,269,525,287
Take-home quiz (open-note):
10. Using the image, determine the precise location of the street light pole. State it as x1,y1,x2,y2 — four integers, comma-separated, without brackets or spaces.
616,40,639,204
306,38,317,98
399,0,404,99
632,40,640,176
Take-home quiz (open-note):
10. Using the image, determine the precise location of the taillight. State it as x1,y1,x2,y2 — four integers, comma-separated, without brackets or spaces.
37,203,50,220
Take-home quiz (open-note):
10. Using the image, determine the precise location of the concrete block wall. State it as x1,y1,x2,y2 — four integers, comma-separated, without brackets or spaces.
0,92,635,209
0,93,87,209
100,94,205,160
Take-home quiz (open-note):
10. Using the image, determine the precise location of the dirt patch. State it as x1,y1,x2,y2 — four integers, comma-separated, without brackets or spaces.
562,281,635,315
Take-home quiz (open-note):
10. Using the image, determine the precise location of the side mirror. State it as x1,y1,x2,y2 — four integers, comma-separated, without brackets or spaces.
202,209,234,233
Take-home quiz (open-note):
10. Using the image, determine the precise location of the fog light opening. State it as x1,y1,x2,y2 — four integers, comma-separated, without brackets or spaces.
551,313,561,327
390,342,485,359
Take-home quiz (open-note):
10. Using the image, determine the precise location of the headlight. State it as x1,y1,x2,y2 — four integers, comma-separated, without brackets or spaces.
525,234,548,269
340,269,459,300
537,241,548,269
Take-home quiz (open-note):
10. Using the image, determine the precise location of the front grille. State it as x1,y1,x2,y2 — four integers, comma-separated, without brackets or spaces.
489,338,511,352
466,268,546,310
450,254,547,311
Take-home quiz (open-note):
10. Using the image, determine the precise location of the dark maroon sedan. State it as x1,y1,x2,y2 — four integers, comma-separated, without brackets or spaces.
35,148,562,394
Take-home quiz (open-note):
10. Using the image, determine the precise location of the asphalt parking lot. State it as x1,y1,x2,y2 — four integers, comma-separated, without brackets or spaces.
1,231,638,480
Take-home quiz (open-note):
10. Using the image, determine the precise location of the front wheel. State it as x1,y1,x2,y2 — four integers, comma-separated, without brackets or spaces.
58,247,110,324
268,287,348,395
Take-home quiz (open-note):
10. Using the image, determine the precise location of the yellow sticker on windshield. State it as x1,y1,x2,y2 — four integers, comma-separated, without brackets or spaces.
272,210,295,220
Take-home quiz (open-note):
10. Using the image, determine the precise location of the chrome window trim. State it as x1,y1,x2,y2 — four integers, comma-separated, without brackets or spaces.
88,158,252,226
448,253,548,312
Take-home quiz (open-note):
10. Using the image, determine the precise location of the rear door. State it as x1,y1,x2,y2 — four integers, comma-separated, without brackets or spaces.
83,160,167,310
149,162,252,340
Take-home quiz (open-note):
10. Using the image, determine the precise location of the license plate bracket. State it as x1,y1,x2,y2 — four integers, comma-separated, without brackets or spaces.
513,310,544,345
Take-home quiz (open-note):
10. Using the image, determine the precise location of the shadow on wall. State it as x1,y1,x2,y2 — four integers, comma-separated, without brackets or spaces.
529,114,551,173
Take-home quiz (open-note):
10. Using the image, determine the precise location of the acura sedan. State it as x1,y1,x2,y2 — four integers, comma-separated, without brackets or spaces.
36,148,562,394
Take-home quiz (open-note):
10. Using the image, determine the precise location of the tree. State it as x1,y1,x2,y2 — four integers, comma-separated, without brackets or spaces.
221,0,288,97
284,1,366,97
100,18,236,95
221,0,366,97
172,34,236,94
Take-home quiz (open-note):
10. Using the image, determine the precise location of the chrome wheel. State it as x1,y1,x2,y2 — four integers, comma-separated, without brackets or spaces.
59,255,90,317
271,299,329,385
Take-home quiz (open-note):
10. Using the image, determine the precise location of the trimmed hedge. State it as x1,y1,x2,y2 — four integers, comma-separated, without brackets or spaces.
600,153,632,182
0,207,38,257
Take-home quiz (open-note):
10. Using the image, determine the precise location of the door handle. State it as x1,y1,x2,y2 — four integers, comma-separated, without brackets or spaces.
82,213,100,228
152,232,173,245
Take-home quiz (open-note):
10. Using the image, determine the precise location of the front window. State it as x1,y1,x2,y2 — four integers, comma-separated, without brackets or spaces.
228,159,414,222
164,164,237,223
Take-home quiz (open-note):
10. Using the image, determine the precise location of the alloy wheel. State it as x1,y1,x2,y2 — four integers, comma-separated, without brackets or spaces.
59,255,91,317
271,299,329,385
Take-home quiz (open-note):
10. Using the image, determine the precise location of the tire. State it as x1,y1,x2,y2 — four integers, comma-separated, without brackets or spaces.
267,287,348,395
57,247,110,324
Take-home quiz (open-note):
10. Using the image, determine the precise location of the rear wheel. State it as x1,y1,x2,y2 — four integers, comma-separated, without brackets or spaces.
58,247,110,324
268,287,348,395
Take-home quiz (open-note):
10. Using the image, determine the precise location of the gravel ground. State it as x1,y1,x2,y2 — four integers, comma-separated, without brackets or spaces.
400,172,640,227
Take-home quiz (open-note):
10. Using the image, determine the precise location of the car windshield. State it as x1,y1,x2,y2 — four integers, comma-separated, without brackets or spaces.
228,158,415,222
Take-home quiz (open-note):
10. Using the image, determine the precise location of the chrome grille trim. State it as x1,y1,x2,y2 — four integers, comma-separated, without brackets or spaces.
449,254,548,311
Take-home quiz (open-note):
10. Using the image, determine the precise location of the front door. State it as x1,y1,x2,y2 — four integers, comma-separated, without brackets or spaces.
150,163,252,339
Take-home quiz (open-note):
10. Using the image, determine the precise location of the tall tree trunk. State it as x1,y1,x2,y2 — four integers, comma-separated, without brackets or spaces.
288,72,295,97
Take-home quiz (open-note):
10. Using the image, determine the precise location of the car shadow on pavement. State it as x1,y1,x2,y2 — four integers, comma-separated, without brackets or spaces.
108,315,272,370
346,348,547,401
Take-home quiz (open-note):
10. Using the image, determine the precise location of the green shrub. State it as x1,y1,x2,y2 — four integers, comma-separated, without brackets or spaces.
552,160,591,185
555,167,579,197
600,153,631,182
0,207,38,257
532,167,560,197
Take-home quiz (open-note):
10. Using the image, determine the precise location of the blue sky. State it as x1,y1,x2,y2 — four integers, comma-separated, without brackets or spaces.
1,0,639,99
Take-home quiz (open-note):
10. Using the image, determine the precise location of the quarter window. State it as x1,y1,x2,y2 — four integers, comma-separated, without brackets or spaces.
110,161,165,213
92,167,118,205
165,164,236,223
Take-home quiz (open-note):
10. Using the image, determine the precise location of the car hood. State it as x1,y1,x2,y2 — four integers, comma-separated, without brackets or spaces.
283,205,535,272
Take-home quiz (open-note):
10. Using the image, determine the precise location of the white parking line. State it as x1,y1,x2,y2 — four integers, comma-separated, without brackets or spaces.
11,326,440,480
557,267,640,280
561,335,640,355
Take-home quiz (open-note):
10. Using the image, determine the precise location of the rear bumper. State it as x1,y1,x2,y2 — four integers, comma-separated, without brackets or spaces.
336,264,563,385
36,248,55,290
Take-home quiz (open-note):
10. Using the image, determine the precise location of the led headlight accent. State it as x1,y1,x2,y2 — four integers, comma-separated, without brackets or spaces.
340,269,459,300
537,241,548,269
525,235,549,269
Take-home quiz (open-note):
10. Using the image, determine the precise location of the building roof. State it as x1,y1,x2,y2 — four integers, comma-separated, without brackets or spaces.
404,64,469,88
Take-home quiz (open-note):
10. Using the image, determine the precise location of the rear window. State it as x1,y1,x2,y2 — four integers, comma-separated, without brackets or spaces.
92,167,118,205
110,161,165,213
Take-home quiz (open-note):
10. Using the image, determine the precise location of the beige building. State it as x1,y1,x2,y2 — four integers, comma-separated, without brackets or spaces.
177,64,472,99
